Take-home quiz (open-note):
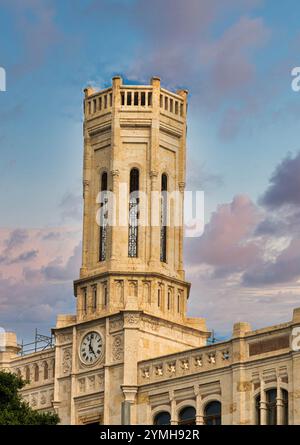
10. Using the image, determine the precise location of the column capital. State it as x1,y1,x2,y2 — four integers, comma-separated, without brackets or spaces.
178,181,185,192
111,169,120,177
121,385,138,403
150,170,158,179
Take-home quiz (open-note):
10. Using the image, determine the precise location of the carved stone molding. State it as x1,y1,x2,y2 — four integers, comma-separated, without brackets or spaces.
57,333,72,344
124,313,140,326
62,348,72,374
110,316,123,333
112,335,123,362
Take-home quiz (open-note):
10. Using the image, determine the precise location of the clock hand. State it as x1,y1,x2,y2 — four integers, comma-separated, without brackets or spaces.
89,341,97,357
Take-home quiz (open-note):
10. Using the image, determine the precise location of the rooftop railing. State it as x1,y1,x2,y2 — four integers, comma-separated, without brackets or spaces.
85,85,185,119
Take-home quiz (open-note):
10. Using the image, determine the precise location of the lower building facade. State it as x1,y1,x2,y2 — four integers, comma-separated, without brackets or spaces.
1,306,300,425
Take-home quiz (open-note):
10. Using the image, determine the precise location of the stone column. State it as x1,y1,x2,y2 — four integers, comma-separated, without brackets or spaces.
149,170,159,267
81,178,90,275
276,377,283,425
111,76,122,167
260,378,267,425
177,181,185,278
148,76,160,269
110,76,122,266
121,386,138,425
170,393,177,425
195,390,204,425
80,87,94,276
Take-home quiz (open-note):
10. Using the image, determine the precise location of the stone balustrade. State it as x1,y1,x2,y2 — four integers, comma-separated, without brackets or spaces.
85,87,113,117
138,341,232,384
85,85,185,120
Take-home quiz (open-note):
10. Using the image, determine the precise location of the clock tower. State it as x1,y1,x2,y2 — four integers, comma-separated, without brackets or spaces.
53,76,209,425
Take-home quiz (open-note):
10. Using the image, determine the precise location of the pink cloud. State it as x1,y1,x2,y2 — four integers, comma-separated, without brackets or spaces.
0,227,81,281
201,16,270,97
0,226,81,340
186,195,262,272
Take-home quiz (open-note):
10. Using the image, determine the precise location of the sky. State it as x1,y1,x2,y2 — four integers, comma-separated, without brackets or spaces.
0,0,300,343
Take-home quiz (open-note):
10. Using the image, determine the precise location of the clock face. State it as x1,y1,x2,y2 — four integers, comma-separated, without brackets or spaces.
80,331,103,365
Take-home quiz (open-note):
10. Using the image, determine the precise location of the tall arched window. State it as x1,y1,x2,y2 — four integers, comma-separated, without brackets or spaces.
153,411,171,425
128,168,139,257
99,172,108,261
178,407,196,425
160,174,168,262
204,401,221,425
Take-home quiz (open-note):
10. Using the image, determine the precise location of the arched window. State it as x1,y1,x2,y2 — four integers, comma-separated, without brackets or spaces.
160,174,168,262
167,290,171,310
266,388,277,425
34,364,39,382
178,406,196,425
99,172,108,261
158,287,161,307
204,401,221,425
92,285,97,311
43,362,49,380
153,411,171,425
103,283,108,307
128,168,139,257
256,388,288,425
177,293,181,313
25,366,30,382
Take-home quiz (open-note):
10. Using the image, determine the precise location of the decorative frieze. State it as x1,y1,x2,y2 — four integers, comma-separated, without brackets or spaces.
139,346,232,384
77,372,104,396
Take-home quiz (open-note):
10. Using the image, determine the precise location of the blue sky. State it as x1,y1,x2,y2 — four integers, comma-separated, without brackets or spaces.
1,0,300,343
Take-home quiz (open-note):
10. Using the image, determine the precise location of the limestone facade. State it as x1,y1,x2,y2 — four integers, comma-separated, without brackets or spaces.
1,77,300,425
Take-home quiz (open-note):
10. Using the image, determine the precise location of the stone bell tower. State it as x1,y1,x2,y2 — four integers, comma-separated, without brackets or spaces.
53,76,210,425
0,76,212,426
75,75,205,330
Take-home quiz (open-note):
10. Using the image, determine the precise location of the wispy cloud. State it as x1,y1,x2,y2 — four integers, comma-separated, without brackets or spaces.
1,0,62,77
